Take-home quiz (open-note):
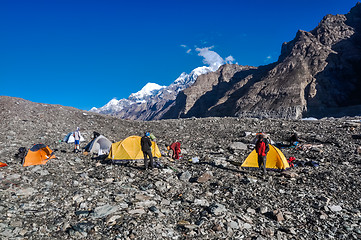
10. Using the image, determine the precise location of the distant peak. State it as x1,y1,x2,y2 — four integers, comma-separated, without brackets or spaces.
129,82,166,101
140,83,164,92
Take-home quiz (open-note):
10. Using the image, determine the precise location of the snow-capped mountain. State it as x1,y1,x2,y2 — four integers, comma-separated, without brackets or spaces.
128,83,166,102
90,83,165,114
90,66,213,120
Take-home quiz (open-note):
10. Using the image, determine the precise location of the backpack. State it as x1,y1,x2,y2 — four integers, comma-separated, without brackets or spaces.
287,157,296,167
264,139,270,154
149,133,156,141
15,147,27,160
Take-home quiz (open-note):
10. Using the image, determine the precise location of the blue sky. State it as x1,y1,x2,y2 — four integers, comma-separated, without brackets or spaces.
0,0,358,110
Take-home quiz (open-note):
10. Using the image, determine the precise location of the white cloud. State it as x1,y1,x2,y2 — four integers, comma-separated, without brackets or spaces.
225,56,235,64
195,47,236,71
181,45,192,54
264,55,272,63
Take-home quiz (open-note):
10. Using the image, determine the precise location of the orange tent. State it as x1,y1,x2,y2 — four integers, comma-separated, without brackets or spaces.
23,144,56,167
0,162,7,167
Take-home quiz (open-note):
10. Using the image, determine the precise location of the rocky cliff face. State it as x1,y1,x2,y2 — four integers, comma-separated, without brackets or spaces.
164,3,361,119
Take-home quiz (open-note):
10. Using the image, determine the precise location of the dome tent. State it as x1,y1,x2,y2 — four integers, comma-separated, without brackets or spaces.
241,144,289,170
108,135,161,162
84,135,112,156
23,144,56,167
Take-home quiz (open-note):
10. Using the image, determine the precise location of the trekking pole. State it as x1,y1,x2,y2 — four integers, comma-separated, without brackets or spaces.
168,166,178,173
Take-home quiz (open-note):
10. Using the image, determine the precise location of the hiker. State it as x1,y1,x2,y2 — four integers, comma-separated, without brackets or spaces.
141,132,154,170
166,142,181,160
255,134,269,175
73,127,82,153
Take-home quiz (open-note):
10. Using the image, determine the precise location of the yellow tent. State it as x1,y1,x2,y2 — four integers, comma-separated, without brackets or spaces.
108,136,161,160
241,145,289,170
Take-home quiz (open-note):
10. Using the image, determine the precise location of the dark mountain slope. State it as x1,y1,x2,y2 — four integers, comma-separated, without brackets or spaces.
163,3,361,119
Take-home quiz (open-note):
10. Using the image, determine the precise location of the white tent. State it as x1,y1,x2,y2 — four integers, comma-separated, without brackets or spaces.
83,135,112,155
63,132,85,143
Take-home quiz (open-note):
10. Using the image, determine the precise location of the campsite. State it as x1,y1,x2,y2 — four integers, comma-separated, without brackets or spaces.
0,97,361,239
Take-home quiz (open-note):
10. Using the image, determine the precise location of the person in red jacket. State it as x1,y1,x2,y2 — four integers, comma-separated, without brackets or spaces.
166,142,181,160
255,134,269,175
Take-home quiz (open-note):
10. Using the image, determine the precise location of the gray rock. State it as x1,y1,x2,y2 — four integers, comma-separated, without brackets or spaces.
129,208,146,215
179,171,191,182
329,205,342,212
118,202,129,209
135,194,152,201
135,200,157,208
10,221,23,227
155,180,168,192
208,203,227,215
272,210,285,222
258,206,268,214
228,220,239,229
106,215,122,225
247,207,256,214
148,206,158,212
92,205,119,218
75,210,91,218
193,199,209,207
197,171,213,183
6,174,21,180
243,223,252,229
213,157,229,167
0,229,13,238
71,222,94,234
229,142,248,150
31,165,42,172
16,188,36,196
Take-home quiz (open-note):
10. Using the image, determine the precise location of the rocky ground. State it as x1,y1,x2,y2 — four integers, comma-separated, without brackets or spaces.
1,96,361,239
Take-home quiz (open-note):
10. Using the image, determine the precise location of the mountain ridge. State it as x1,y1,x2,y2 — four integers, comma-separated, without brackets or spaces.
90,66,214,120
164,3,361,120
92,3,361,120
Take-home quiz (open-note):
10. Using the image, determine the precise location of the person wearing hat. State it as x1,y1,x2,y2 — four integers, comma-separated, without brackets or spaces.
141,132,154,170
73,127,82,153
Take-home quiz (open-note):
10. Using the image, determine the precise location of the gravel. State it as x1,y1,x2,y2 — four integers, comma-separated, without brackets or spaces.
0,96,361,239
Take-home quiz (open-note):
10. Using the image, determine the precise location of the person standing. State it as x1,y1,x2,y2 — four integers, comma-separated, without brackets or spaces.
141,132,154,170
73,127,82,153
255,134,269,175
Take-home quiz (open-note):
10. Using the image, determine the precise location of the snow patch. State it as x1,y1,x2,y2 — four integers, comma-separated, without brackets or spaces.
129,83,165,101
